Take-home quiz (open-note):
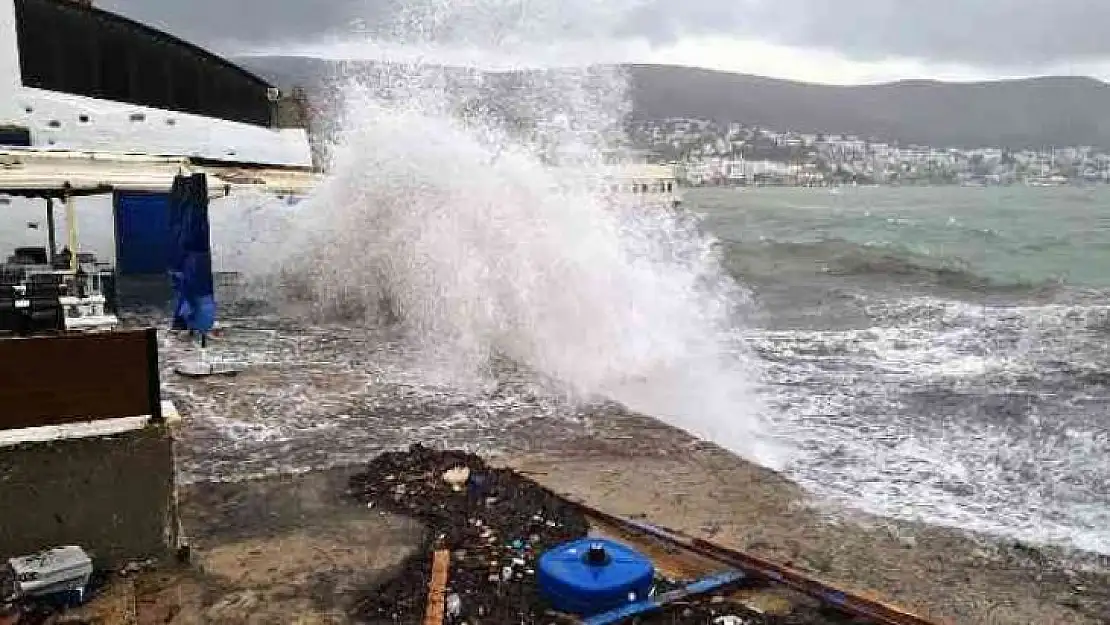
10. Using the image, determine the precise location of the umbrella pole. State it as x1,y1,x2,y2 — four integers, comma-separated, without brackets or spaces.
198,332,210,374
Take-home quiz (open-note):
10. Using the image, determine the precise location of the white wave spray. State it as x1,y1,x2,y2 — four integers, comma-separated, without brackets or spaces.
227,0,787,466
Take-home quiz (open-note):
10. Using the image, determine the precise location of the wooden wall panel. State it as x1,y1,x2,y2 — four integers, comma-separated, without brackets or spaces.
0,328,160,430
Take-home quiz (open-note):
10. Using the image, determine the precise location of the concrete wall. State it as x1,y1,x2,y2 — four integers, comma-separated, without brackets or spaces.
0,425,178,567
13,87,313,166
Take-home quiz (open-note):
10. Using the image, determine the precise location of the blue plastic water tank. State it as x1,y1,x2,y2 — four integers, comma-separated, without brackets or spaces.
537,538,655,615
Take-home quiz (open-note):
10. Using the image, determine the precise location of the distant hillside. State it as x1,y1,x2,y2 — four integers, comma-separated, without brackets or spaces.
236,56,1110,150
625,65,1110,150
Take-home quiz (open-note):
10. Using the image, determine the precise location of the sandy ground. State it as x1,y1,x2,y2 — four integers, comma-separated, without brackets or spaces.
57,416,1110,625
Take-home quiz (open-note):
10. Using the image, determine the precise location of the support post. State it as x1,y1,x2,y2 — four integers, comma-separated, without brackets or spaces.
45,198,57,263
64,194,78,273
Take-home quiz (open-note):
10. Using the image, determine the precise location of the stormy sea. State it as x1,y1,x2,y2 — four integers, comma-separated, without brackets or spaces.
0,7,1105,559
3,171,1109,560
700,185,1110,556
174,183,1110,561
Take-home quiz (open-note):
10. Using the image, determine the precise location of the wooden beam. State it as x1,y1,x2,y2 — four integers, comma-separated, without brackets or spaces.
625,518,943,625
423,550,451,625
0,149,322,196
565,499,944,625
64,193,78,272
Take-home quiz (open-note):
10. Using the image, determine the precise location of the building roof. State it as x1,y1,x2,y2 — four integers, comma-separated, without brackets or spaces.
0,147,320,197
40,0,274,91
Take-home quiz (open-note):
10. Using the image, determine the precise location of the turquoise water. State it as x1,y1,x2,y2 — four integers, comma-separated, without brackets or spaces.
697,186,1110,290
691,186,1110,555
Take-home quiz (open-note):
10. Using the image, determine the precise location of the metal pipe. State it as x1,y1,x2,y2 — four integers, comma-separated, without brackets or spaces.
582,570,746,625
562,499,943,625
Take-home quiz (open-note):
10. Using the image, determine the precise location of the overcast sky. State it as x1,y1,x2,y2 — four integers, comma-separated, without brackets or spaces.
98,0,1110,84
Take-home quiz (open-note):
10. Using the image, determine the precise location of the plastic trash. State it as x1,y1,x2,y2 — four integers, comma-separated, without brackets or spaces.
5,546,92,607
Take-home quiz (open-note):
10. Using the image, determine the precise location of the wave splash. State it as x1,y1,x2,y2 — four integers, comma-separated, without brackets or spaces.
221,29,784,465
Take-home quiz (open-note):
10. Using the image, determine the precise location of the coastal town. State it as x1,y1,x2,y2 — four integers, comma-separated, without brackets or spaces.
628,118,1110,187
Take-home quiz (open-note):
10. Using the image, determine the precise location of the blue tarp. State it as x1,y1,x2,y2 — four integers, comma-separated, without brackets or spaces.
168,173,216,333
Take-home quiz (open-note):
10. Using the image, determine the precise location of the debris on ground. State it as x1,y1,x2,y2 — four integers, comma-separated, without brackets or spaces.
0,547,105,625
345,445,873,625
441,467,470,492
347,445,590,624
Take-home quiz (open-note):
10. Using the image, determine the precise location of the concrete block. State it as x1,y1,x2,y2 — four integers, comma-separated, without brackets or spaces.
0,422,178,568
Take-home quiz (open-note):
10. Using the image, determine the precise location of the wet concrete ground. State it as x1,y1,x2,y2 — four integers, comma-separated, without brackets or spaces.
57,442,1110,625
81,298,1110,625
61,468,425,625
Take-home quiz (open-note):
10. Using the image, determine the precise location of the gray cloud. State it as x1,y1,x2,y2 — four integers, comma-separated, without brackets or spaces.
624,0,1110,67
97,0,396,51
99,0,1110,67
99,0,646,52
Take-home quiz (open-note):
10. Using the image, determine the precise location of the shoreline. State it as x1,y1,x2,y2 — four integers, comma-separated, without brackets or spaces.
166,411,1110,625
170,382,1110,572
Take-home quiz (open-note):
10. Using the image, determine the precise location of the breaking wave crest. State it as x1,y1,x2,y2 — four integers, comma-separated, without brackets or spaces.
223,60,783,465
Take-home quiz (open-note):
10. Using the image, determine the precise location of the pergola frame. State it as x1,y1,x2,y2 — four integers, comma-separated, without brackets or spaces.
0,147,321,268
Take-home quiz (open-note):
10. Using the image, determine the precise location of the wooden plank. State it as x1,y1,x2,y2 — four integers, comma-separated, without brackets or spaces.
0,329,158,430
423,550,451,625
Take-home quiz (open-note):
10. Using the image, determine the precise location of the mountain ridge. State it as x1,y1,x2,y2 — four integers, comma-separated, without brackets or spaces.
236,56,1110,150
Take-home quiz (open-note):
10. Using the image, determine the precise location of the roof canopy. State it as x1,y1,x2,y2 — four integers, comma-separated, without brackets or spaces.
0,147,322,198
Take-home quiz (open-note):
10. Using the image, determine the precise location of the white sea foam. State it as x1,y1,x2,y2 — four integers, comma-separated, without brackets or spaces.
215,1,784,467
755,296,1110,555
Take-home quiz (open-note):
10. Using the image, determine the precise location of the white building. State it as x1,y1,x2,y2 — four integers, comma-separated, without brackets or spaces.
0,0,313,272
